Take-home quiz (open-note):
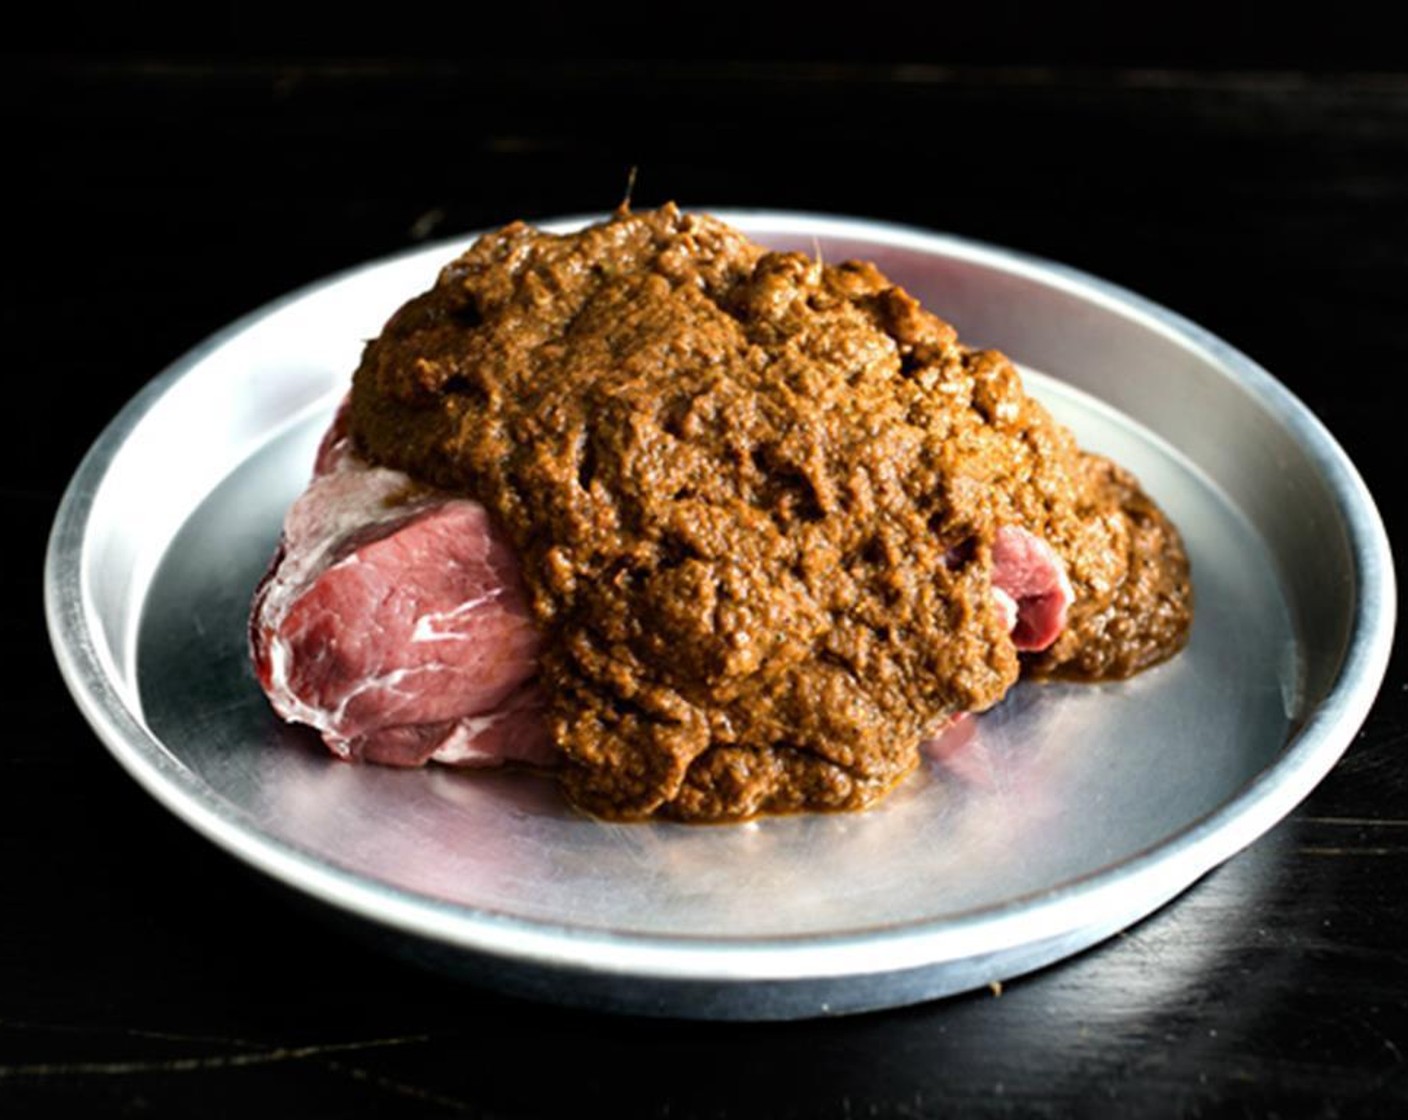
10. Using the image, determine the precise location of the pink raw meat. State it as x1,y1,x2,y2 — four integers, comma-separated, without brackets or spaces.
250,420,551,769
991,525,1072,652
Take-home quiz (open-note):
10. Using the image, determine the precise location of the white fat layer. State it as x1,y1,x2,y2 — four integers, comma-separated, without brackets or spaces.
410,591,502,642
428,713,507,764
992,587,1018,632
265,632,349,752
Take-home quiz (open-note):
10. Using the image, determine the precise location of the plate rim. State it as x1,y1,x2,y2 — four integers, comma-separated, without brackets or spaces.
45,209,1397,990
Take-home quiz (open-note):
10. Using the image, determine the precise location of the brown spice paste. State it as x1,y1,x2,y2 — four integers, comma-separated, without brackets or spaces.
349,205,1192,821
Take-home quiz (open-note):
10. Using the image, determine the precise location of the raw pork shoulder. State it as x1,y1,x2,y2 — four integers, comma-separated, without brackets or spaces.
250,414,551,768
992,526,1072,652
251,416,1071,770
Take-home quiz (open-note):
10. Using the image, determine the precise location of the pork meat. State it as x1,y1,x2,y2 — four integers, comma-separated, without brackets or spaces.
250,420,551,768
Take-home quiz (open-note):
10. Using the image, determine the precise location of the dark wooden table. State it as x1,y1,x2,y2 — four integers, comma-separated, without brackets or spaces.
7,53,1406,1117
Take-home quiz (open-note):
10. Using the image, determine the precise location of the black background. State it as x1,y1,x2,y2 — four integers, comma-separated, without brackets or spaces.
7,4,1407,1116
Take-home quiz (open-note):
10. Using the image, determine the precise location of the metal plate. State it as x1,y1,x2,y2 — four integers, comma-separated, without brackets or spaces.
45,212,1395,1019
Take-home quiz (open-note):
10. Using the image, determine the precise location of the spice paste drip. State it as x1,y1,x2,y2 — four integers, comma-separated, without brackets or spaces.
349,205,1191,821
